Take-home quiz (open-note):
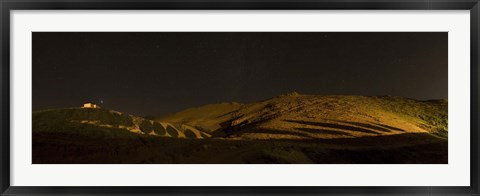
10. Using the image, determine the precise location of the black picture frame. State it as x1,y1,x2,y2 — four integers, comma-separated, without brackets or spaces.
1,0,479,195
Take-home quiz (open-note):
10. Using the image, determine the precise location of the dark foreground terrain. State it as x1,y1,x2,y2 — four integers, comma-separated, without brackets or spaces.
33,94,448,164
33,132,446,164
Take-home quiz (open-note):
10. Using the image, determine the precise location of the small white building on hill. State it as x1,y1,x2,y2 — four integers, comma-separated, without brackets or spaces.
82,103,101,109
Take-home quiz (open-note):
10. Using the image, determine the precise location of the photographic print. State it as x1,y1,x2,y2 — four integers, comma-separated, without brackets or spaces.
32,32,448,164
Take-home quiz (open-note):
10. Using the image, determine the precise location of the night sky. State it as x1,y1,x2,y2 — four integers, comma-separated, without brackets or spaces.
33,32,447,116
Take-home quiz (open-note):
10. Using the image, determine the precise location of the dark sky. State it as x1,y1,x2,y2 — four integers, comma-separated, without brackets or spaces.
33,32,447,116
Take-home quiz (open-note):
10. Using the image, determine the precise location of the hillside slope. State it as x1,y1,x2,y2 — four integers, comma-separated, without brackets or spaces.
156,102,242,133
155,93,447,140
33,108,210,139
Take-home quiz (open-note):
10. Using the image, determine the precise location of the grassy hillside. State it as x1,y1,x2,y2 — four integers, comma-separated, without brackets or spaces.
33,108,210,139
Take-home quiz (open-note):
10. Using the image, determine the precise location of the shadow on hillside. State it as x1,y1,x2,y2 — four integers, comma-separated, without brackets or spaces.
284,120,378,134
232,128,312,138
326,120,392,133
295,127,351,136
371,122,407,132
184,129,197,138
153,123,167,135
228,127,351,138
166,126,179,137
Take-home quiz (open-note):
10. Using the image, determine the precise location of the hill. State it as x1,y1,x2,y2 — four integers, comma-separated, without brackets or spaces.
33,108,210,139
154,93,447,140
